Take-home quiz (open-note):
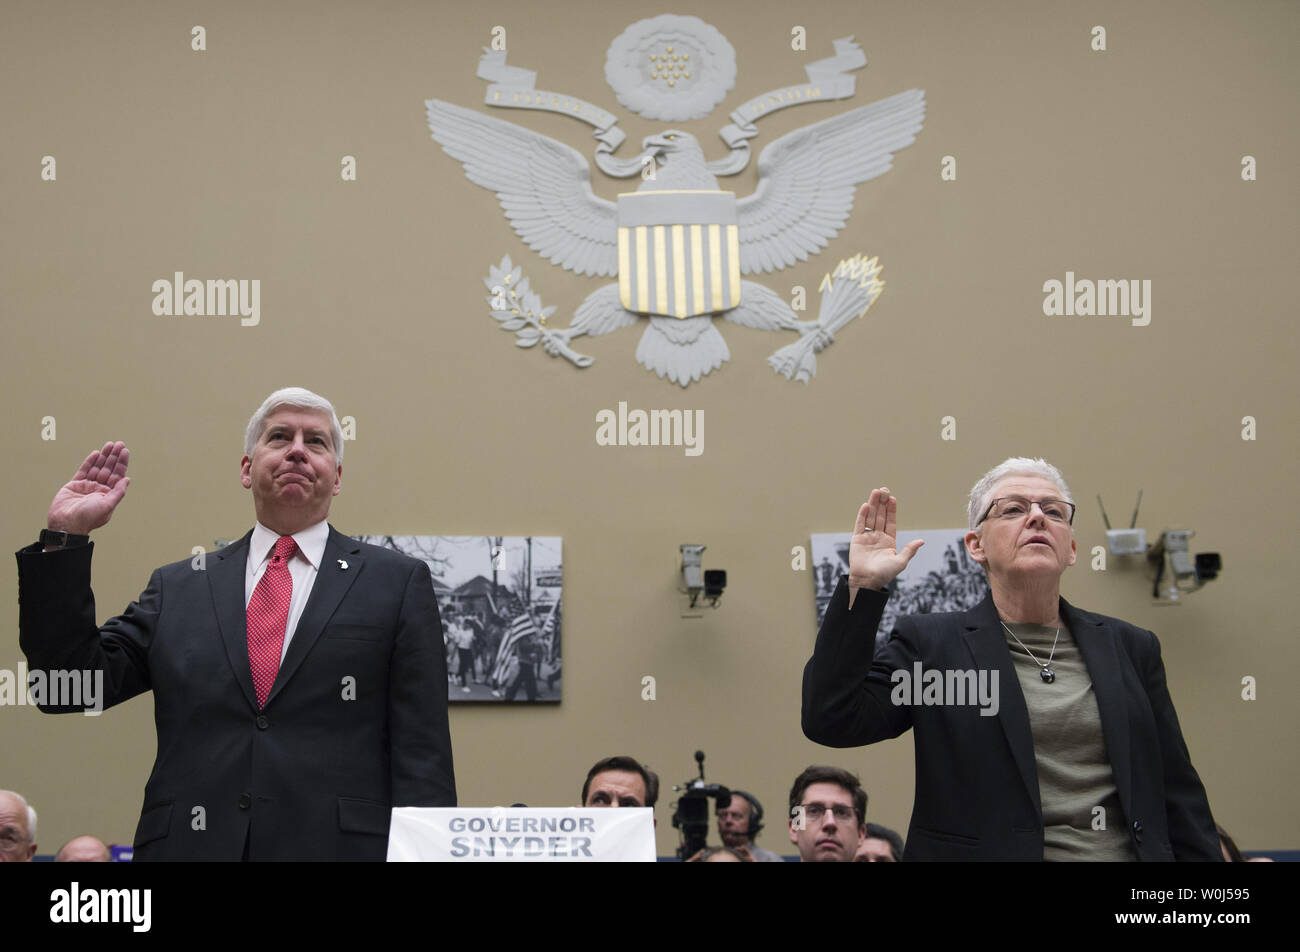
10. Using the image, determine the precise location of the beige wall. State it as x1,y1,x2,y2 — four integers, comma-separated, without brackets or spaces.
2,0,1295,858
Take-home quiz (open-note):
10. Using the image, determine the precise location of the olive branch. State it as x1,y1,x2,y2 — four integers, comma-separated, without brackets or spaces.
484,256,593,367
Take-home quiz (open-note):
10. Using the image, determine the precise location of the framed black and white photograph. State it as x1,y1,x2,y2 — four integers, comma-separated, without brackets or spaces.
810,530,989,647
354,535,563,704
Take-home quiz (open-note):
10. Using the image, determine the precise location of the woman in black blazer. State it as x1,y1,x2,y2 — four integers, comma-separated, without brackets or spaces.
802,458,1220,860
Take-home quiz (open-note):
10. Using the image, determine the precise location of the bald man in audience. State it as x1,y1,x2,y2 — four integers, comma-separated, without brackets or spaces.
0,790,37,862
55,835,111,862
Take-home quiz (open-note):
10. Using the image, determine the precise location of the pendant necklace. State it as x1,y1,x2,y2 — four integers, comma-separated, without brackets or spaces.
1001,621,1061,683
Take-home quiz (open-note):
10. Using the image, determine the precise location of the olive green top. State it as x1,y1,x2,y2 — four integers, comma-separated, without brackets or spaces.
1003,621,1137,862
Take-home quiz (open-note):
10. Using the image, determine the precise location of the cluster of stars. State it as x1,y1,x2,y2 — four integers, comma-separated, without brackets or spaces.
648,45,692,86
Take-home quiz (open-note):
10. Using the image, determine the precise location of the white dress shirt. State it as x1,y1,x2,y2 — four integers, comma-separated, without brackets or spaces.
244,519,330,662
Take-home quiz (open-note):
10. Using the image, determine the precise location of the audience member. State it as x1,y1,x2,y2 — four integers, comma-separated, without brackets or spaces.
1217,824,1273,863
855,822,904,862
55,835,111,862
717,790,782,862
787,766,866,863
581,755,659,809
686,846,750,862
0,790,37,862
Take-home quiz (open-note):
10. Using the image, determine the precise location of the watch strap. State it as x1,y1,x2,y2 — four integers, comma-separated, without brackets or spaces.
40,529,90,549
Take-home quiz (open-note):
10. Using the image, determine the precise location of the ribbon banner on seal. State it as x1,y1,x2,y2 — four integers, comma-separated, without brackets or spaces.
476,36,869,178
477,51,636,175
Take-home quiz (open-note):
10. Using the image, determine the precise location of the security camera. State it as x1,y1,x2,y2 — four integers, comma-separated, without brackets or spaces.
680,545,726,608
1148,530,1221,602
703,569,727,606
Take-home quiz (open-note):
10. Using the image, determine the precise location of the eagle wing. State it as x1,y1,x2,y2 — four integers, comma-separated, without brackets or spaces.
426,99,619,277
735,89,925,274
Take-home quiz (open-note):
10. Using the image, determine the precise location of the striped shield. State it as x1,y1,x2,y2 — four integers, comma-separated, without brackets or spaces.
617,190,741,319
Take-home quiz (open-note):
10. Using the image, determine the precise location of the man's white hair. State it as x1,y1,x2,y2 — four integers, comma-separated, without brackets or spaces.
0,790,36,842
967,457,1073,532
244,387,344,463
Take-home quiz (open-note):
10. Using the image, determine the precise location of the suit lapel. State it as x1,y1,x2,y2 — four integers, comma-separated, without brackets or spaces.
265,525,363,707
210,530,259,712
961,594,1042,816
1063,598,1134,815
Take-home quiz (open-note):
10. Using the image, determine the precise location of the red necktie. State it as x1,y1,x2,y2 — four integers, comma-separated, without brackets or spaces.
247,535,297,708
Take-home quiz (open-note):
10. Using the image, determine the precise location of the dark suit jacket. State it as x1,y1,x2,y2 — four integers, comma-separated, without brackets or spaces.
17,526,456,860
802,579,1220,861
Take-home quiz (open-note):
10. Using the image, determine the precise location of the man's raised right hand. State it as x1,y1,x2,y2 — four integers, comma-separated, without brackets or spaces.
47,441,131,536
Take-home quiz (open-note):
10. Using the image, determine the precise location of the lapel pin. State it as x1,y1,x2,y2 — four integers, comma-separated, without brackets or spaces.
337,559,349,570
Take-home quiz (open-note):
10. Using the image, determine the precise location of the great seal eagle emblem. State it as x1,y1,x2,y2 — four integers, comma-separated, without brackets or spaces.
427,16,924,386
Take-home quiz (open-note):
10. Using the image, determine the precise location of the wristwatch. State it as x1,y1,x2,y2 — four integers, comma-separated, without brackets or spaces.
40,529,90,549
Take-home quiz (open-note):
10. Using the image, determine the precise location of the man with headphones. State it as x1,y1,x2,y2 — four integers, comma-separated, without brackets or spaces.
717,790,784,862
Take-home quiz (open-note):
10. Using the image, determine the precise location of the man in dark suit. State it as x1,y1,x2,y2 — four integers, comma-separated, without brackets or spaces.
17,388,456,860
803,465,1220,861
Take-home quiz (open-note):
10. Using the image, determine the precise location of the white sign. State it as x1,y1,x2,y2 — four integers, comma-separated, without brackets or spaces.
387,807,656,862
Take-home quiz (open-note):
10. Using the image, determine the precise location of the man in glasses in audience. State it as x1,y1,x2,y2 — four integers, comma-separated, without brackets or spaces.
787,765,867,862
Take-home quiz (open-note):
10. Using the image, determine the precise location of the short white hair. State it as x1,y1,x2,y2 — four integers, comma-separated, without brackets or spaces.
967,457,1073,532
0,790,36,842
244,388,344,463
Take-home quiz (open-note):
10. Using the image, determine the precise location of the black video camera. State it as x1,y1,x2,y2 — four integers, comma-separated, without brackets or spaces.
671,751,731,860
